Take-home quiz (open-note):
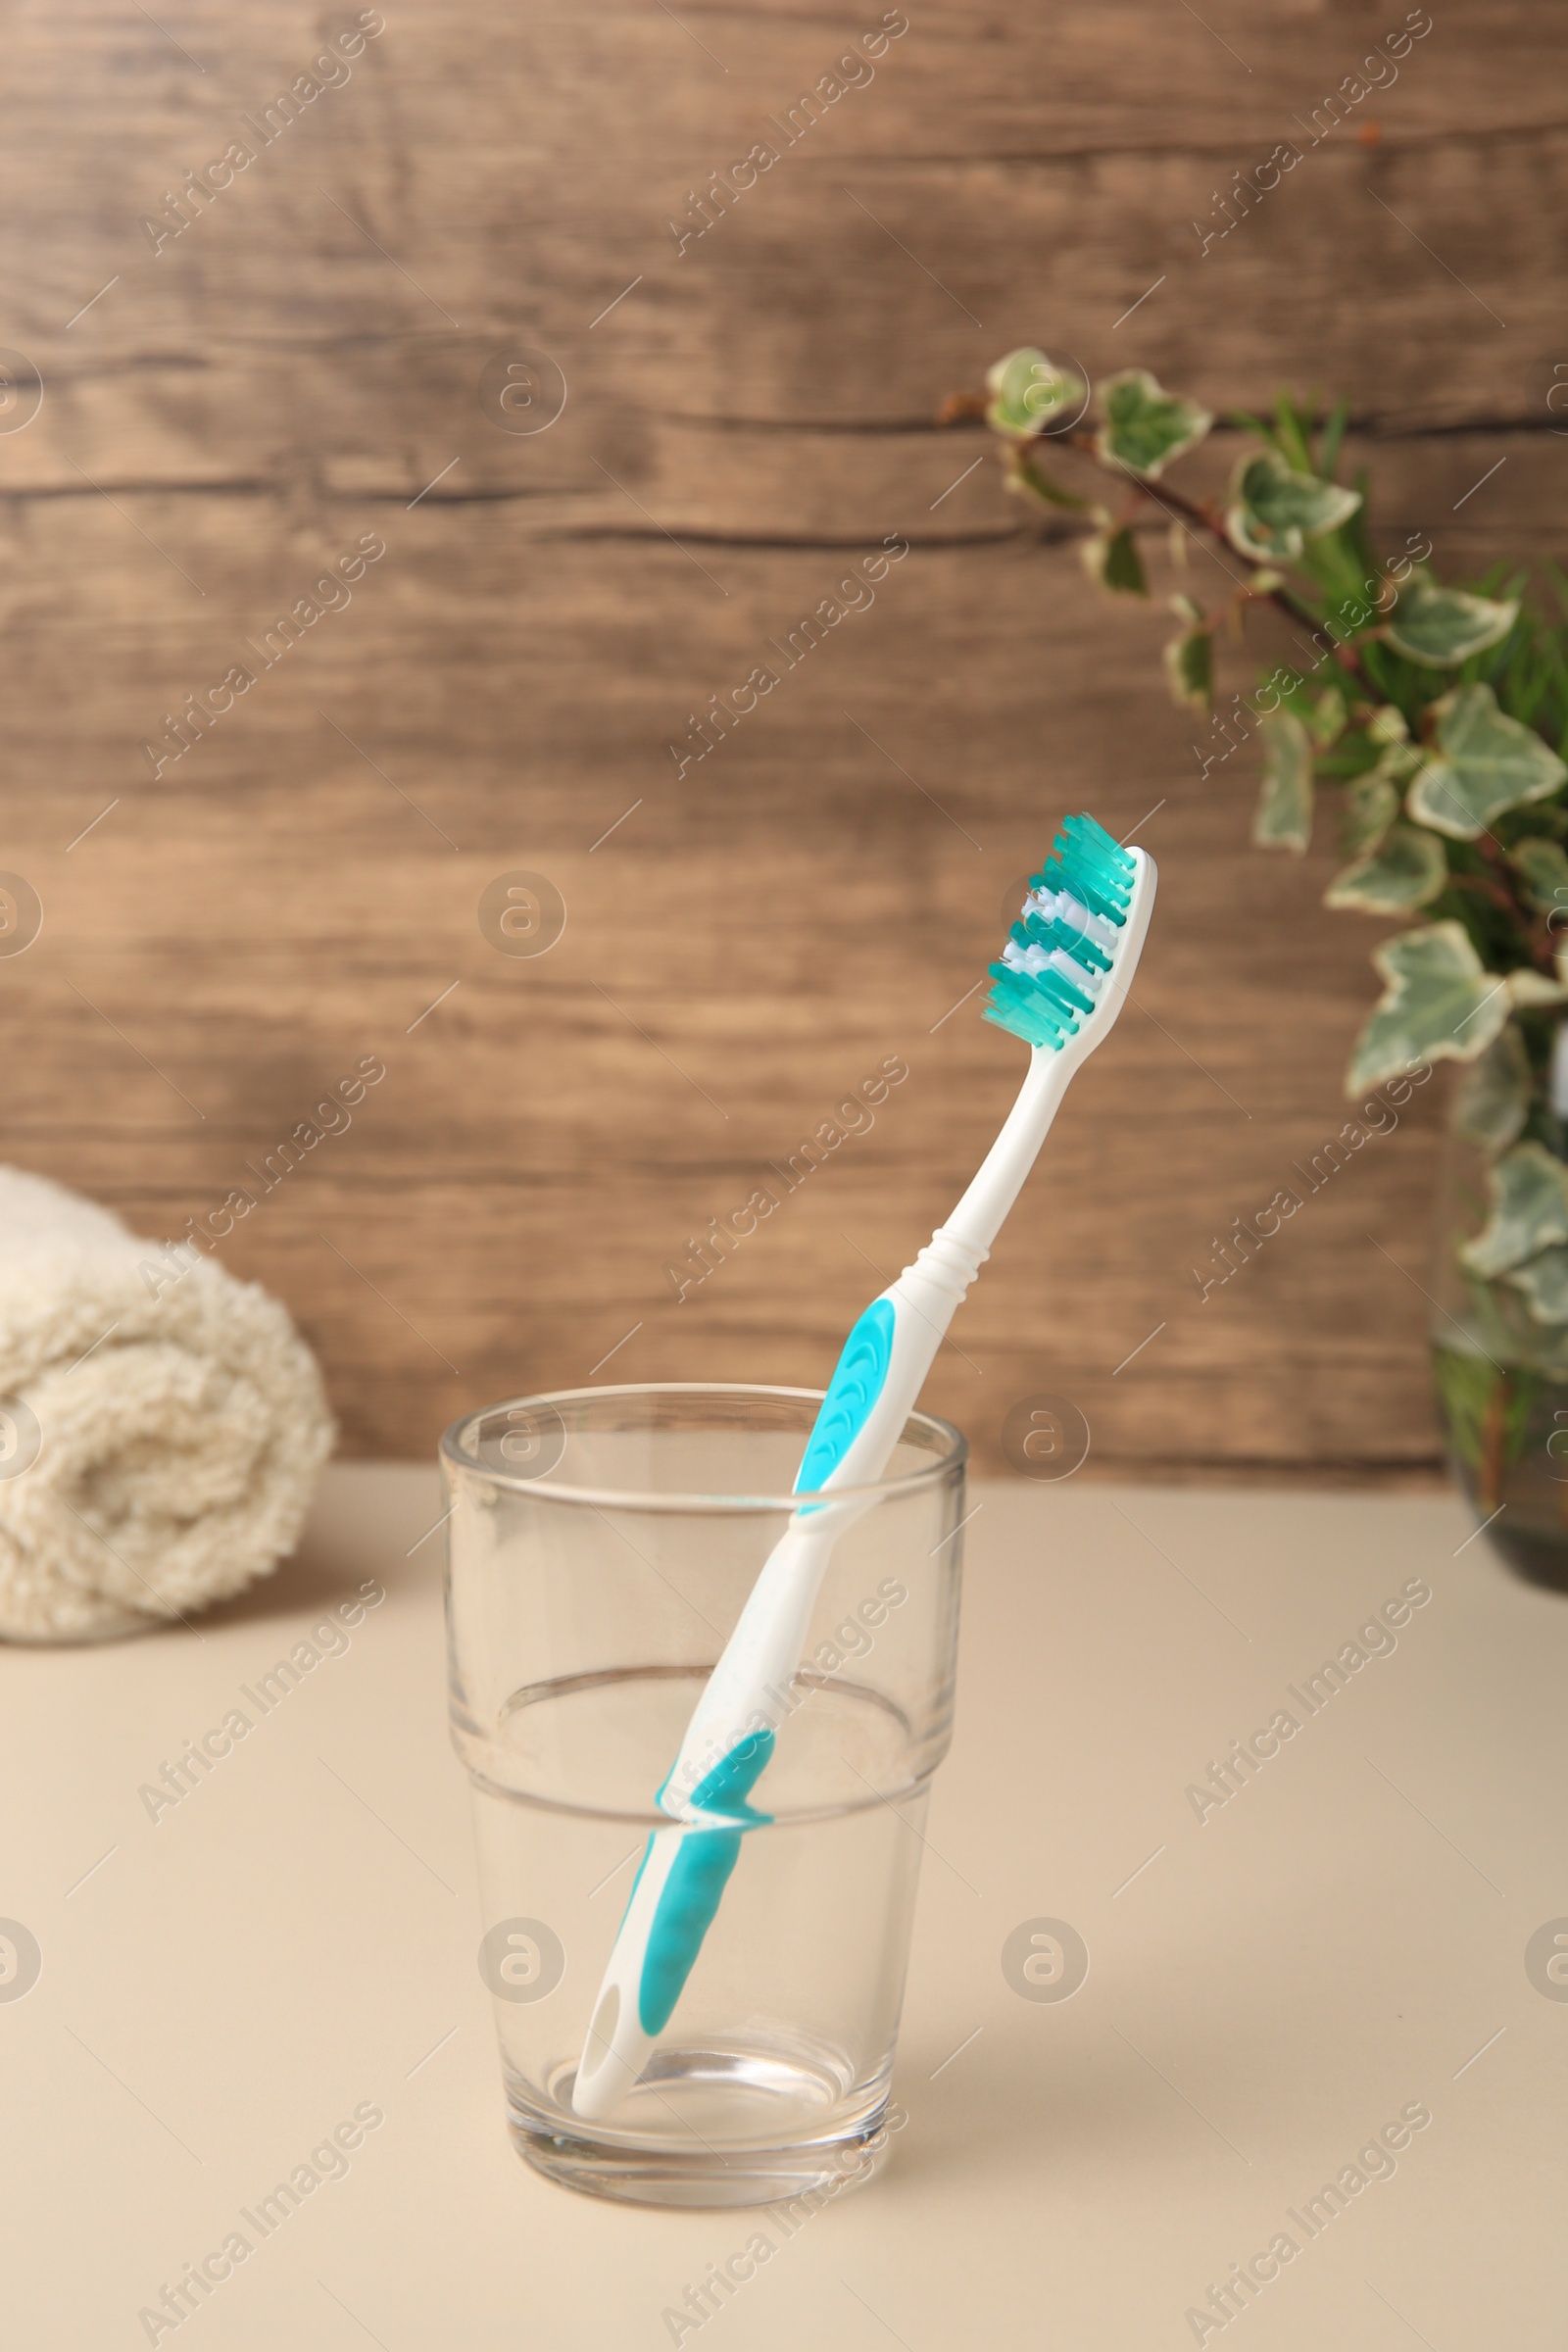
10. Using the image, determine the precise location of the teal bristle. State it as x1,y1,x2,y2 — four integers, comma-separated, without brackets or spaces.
983,812,1136,1050
984,966,1074,1052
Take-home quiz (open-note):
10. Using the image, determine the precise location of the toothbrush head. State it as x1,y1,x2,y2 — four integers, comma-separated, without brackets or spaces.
984,811,1156,1052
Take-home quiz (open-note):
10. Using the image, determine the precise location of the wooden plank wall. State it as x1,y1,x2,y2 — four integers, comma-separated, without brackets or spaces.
0,0,1557,1474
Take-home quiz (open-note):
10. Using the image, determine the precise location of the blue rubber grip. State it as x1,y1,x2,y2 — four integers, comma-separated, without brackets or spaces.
794,1298,896,1494
636,1732,776,2036
629,1298,896,2039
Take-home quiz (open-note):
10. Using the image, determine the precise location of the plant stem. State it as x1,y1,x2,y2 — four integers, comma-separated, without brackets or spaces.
955,404,1373,684
1445,867,1536,930
1060,431,1370,689
1481,1373,1509,1511
1464,838,1555,967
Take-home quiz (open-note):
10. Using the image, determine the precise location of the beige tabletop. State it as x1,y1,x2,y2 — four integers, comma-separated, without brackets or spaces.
4,1467,1562,2349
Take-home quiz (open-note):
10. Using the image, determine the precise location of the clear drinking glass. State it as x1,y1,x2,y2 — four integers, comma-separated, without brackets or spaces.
440,1382,967,2208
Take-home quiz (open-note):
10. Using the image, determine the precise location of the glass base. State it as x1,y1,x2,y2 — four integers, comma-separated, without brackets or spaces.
507,2048,893,2208
1449,1451,1568,1593
1458,1499,1568,1592
1491,1532,1568,1594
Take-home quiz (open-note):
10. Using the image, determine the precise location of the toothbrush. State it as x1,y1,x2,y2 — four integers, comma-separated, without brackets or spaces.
571,812,1156,2121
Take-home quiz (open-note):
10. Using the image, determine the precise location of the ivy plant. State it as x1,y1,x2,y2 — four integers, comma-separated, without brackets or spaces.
947,353,1568,1492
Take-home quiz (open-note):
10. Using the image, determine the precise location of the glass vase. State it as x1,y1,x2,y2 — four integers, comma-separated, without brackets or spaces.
1430,1120,1568,1591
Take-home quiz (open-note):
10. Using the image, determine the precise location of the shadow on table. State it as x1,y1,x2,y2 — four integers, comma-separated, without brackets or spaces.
194,1461,444,1632
196,1542,367,1631
885,2030,1217,2196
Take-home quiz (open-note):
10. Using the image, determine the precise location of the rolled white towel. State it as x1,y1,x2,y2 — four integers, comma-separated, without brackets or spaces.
0,1166,334,1642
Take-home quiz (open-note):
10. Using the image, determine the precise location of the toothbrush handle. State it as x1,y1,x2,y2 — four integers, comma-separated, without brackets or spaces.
806,1045,1081,1476
571,1257,991,2120
660,1197,1014,1811
571,1051,1084,2120
945,1039,1078,1252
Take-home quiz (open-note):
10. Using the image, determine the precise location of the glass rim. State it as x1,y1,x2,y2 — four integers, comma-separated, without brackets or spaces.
439,1381,968,1513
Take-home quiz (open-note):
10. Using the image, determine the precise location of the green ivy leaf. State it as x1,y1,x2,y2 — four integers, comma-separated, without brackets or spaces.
1454,1024,1531,1153
1323,822,1447,913
1163,625,1212,711
1460,1141,1568,1276
1095,370,1212,479
1346,921,1510,1094
1383,569,1519,668
1367,705,1409,747
985,349,1088,439
1506,1246,1568,1325
1307,685,1348,748
1004,447,1090,513
1509,835,1568,917
1506,969,1568,1008
1081,525,1148,596
1343,770,1400,857
1252,712,1314,852
1406,683,1568,839
1378,741,1425,783
1224,451,1361,563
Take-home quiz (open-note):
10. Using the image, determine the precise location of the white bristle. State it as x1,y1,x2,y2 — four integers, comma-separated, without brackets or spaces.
1001,940,1102,997
1023,886,1118,956
1048,948,1102,996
